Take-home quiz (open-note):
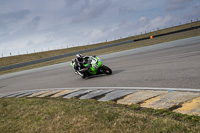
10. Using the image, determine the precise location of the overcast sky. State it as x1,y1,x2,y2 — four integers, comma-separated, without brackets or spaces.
0,0,200,57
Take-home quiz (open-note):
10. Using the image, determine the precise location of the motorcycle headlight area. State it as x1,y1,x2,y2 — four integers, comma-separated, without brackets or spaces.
97,57,101,62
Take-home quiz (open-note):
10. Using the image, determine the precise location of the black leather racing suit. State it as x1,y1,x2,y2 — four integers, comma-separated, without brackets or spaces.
72,56,90,72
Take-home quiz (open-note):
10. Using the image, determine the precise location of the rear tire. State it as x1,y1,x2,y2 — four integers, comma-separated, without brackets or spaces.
101,65,112,75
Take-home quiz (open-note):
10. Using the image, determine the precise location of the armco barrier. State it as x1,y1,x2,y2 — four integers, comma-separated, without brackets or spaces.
0,40,134,71
0,25,200,72
134,25,200,42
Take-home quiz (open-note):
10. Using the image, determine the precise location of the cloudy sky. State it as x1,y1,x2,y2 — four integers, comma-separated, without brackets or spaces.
0,0,200,57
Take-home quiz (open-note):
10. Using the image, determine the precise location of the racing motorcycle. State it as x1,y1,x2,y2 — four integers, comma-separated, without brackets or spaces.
70,56,112,79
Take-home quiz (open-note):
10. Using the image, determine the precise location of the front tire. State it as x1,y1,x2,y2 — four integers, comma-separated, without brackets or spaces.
81,72,89,79
101,65,112,75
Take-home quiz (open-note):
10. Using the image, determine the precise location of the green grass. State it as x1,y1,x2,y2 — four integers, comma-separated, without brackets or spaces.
0,21,200,75
0,98,200,133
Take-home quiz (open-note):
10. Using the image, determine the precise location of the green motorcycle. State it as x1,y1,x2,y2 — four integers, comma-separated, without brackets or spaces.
70,56,112,79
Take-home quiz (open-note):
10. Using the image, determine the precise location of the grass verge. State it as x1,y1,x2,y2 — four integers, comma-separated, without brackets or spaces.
0,97,200,133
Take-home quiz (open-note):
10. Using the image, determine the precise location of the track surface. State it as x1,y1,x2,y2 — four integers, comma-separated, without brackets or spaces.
0,36,200,93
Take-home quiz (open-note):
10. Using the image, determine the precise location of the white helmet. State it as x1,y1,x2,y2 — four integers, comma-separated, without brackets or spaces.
76,53,83,62
76,53,82,58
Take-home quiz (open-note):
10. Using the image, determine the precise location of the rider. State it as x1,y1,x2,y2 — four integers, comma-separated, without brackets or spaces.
72,53,90,75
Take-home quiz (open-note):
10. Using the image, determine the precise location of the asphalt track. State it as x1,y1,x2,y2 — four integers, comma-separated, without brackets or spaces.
0,36,200,93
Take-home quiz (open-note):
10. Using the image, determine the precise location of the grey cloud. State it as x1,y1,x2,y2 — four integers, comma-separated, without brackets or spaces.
70,0,111,23
0,0,7,5
13,16,41,36
0,15,41,45
184,2,200,19
165,0,194,11
0,10,31,35
118,6,136,14
65,0,78,6
29,16,40,31
26,40,35,46
0,10,30,24
85,15,176,43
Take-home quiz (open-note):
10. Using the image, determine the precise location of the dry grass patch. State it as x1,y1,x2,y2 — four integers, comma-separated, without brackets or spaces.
0,98,200,133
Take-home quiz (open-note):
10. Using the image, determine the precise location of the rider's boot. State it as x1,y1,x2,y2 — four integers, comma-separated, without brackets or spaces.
74,70,78,75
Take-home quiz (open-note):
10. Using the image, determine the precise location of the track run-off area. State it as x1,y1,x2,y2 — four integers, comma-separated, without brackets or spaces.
0,36,200,116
